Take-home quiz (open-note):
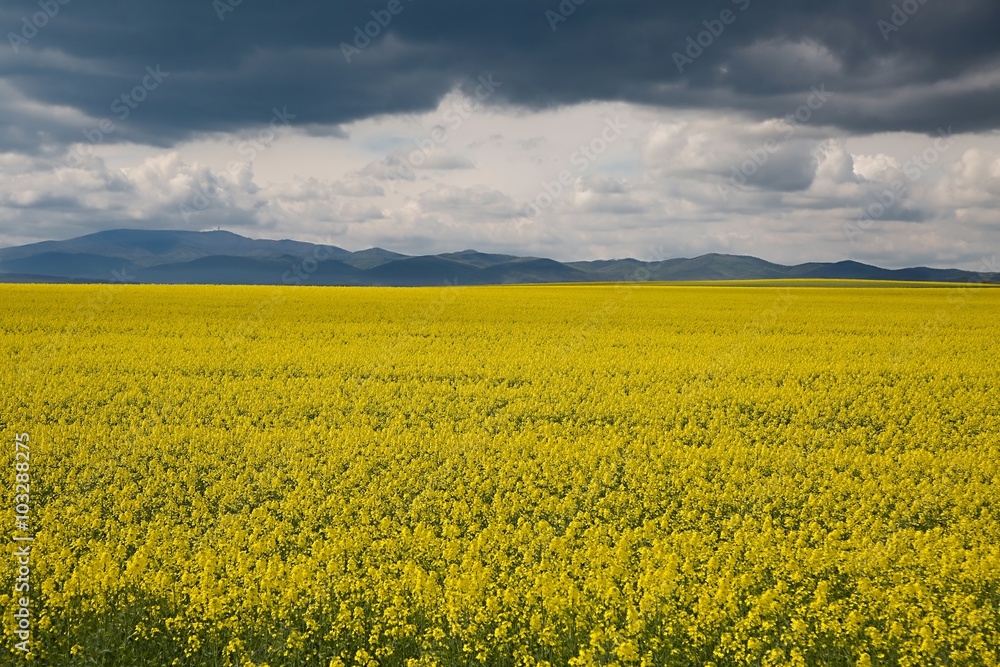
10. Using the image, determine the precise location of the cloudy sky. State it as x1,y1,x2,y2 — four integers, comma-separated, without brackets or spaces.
1,0,999,268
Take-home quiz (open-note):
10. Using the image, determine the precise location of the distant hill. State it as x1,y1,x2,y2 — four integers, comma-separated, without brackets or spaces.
440,250,524,268
480,258,592,284
0,229,996,286
0,251,136,280
0,229,351,268
341,247,407,270
140,256,361,285
364,256,483,286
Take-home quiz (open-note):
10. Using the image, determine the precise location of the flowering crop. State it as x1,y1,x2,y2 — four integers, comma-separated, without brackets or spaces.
1,283,998,666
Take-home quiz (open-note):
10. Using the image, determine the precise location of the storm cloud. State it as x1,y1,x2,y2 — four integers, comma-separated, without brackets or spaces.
1,0,998,150
1,0,999,269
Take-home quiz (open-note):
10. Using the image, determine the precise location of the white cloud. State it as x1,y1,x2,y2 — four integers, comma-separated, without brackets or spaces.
2,96,1000,270
852,153,900,181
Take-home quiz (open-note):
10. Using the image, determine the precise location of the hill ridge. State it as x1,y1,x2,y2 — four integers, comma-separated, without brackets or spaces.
0,229,996,286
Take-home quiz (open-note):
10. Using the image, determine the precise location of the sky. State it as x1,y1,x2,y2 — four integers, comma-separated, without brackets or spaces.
1,0,999,269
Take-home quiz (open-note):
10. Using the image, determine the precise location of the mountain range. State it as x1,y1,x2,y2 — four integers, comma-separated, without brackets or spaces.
0,229,995,286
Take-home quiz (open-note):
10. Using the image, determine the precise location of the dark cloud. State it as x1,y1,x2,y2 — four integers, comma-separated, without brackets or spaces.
1,0,999,153
741,146,818,192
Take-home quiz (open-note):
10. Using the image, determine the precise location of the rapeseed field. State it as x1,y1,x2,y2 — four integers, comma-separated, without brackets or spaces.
1,283,998,667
